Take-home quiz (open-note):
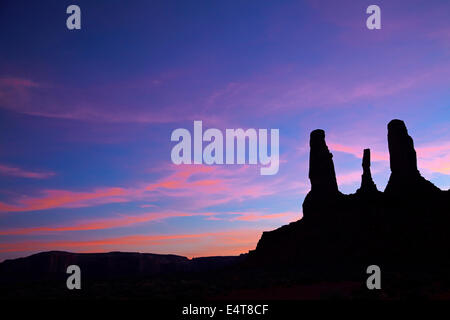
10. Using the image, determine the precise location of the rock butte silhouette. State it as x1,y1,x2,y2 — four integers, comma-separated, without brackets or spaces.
248,119,450,276
1,119,449,299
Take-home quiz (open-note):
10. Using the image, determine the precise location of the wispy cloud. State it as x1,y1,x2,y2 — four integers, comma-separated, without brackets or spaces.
417,142,450,175
0,164,55,179
329,143,389,162
0,187,129,212
0,211,216,235
0,164,305,213
329,141,450,177
0,77,40,88
229,210,300,223
0,208,300,236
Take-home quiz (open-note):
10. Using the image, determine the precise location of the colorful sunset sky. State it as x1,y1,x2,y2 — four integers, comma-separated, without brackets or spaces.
0,0,449,261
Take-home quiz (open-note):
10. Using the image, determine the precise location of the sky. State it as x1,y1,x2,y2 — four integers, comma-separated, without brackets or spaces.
0,0,449,261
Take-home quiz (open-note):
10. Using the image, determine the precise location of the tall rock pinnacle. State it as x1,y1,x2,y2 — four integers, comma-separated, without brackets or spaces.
357,149,378,194
385,119,439,194
308,129,338,194
387,119,418,177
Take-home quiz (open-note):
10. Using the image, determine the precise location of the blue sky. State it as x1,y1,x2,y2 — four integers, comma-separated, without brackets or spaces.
0,0,449,260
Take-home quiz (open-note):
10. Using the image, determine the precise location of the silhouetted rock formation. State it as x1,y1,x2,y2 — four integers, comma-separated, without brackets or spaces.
356,149,378,194
249,119,450,283
303,130,342,221
385,119,440,195
308,129,339,195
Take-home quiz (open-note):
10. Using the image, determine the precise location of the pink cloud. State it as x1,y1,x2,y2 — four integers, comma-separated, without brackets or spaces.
0,187,129,212
0,208,301,236
0,77,40,88
329,140,450,176
0,164,55,179
143,164,294,209
417,142,450,175
0,211,216,235
0,160,306,214
230,210,300,223
336,171,364,187
328,143,389,162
